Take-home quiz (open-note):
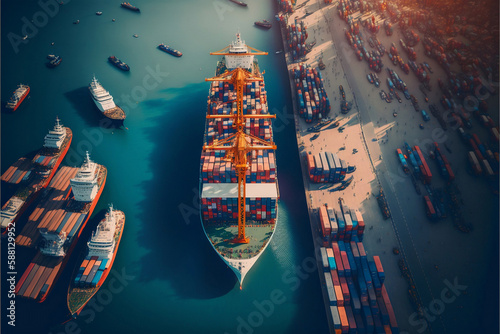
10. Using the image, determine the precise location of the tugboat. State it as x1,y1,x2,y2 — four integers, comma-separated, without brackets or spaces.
121,2,140,12
158,44,182,57
229,0,247,6
108,56,130,71
254,20,272,29
47,55,62,67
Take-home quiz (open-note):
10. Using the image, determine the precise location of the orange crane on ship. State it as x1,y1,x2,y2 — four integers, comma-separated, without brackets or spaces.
203,61,276,244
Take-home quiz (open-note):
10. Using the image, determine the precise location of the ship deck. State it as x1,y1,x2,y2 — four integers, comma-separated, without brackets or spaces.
204,222,275,260
103,106,126,120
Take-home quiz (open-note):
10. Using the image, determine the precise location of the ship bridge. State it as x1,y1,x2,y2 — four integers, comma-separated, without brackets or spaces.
44,117,67,149
70,152,99,202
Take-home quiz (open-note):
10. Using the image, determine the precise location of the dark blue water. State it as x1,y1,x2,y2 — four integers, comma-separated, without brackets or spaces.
1,0,329,333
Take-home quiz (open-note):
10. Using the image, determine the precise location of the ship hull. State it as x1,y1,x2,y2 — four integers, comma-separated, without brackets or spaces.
6,86,30,111
67,211,125,316
15,167,107,303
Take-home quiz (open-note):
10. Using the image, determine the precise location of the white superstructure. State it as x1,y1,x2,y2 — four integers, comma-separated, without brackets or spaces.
225,33,254,71
89,76,116,112
39,230,67,257
44,117,67,149
87,204,117,260
0,197,25,229
70,152,100,202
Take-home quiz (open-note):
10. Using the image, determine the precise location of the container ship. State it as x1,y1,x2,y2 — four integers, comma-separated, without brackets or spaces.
15,153,106,302
229,0,247,6
68,204,125,316
5,84,30,111
121,2,140,12
89,75,126,120
199,33,278,287
158,44,182,57
254,20,272,29
108,56,130,71
1,118,72,234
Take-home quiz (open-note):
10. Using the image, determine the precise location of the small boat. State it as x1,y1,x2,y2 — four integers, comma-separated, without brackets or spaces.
275,50,283,55
23,35,28,40
229,0,247,6
254,20,272,29
47,55,62,67
112,18,116,22
158,44,182,57
133,34,139,38
73,20,80,24
96,11,102,15
121,2,140,12
108,56,130,71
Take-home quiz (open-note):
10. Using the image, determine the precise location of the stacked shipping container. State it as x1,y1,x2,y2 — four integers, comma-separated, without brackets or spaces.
285,19,307,60
306,152,348,183
318,200,366,244
74,256,109,287
293,65,331,122
320,240,399,333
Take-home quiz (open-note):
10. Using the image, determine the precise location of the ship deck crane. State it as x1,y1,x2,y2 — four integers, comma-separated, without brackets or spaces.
203,66,276,244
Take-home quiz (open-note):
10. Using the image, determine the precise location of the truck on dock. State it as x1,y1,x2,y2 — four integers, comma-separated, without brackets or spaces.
413,146,432,184
396,149,409,173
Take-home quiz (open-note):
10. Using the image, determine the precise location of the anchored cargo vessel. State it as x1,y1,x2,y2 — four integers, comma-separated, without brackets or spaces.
68,204,125,316
158,44,182,57
6,84,30,111
121,2,140,12
199,33,279,287
254,20,272,29
1,118,72,234
15,153,106,302
89,75,126,120
108,56,130,71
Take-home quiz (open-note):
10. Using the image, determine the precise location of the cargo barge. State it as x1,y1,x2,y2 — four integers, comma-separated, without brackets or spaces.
108,56,130,71
68,205,125,316
157,44,182,57
254,20,272,29
121,2,140,12
5,84,30,111
199,33,278,287
89,75,126,120
15,153,106,302
228,0,247,7
1,118,72,234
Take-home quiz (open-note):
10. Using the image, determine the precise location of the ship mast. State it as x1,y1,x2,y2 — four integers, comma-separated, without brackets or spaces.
203,49,275,244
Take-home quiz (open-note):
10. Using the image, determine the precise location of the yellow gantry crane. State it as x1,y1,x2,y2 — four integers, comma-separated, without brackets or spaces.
203,61,276,244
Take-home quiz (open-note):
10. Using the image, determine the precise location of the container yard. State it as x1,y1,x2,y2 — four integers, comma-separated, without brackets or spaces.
279,0,498,332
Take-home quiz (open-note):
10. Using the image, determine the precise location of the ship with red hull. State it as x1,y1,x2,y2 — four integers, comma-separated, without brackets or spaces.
1,118,72,235
67,205,125,317
5,84,30,111
15,153,106,302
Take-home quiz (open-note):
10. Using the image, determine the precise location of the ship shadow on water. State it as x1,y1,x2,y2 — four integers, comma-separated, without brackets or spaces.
64,87,124,130
134,83,236,299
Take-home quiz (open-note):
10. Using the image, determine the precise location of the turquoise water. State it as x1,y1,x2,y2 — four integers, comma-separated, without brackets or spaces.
1,0,329,333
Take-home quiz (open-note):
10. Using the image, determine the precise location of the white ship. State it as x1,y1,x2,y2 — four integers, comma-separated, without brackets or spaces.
44,117,67,149
1,197,25,229
70,152,100,202
87,204,117,261
89,76,116,112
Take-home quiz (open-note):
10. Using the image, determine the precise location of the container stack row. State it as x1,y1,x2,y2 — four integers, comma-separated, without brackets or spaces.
74,256,108,287
201,150,276,184
285,19,308,61
277,0,293,14
293,65,331,122
306,152,348,183
15,252,62,301
433,142,455,182
1,157,32,185
411,145,432,184
32,154,57,168
16,166,80,248
201,197,277,221
320,240,399,333
318,201,365,244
